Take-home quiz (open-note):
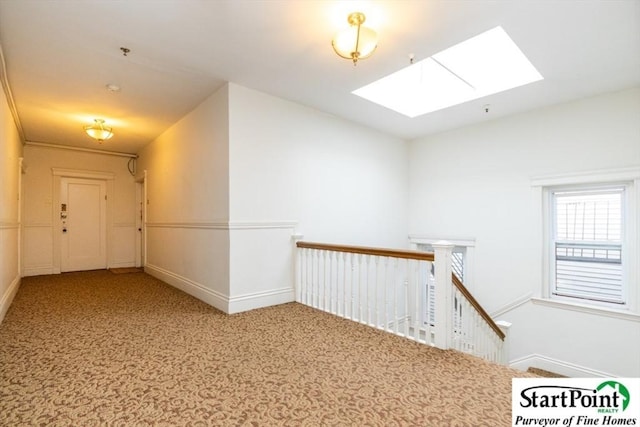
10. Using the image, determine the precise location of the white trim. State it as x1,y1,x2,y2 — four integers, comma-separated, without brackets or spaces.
531,297,640,322
145,220,298,230
26,141,137,158
145,263,228,313
490,293,533,318
228,221,297,230
531,167,640,187
52,168,115,180
409,235,476,247
0,275,20,325
533,167,639,313
510,353,616,378
22,223,51,228
228,287,295,314
146,221,230,230
135,170,147,268
0,43,25,141
145,263,295,315
409,235,476,292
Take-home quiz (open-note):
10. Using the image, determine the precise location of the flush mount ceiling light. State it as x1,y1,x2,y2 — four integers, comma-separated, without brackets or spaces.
84,119,113,142
332,12,378,65
353,26,543,117
105,83,121,93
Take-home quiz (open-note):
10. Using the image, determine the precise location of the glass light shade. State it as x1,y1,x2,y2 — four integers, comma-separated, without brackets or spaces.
332,14,377,64
84,119,113,142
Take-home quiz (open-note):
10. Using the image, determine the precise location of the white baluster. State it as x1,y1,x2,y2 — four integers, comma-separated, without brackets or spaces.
358,254,364,324
307,249,312,307
382,257,389,332
329,251,335,314
349,253,355,320
403,259,409,338
365,255,371,326
319,250,325,310
301,248,307,304
341,252,348,318
412,259,420,342
312,249,318,308
392,258,398,335
373,256,380,328
321,250,327,311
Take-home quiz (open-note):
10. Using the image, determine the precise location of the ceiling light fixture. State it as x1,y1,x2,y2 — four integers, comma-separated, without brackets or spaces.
84,119,113,142
106,83,121,93
332,12,377,65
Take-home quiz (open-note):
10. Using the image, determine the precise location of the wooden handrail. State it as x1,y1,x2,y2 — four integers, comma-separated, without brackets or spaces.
296,240,505,341
296,241,435,262
452,274,505,341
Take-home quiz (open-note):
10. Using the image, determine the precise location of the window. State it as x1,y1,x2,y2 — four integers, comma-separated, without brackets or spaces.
551,187,625,305
532,168,639,314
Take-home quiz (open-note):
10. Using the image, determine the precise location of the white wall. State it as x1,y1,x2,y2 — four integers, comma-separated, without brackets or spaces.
228,83,408,248
136,84,231,312
227,83,409,312
21,145,137,275
0,84,22,323
408,87,640,376
136,83,409,314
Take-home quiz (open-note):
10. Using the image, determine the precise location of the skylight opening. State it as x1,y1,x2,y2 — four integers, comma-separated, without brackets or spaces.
353,26,543,117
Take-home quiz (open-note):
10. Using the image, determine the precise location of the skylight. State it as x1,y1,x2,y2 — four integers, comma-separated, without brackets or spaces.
352,26,543,117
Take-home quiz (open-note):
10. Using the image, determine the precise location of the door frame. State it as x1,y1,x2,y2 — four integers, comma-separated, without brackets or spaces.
52,168,114,274
135,170,147,268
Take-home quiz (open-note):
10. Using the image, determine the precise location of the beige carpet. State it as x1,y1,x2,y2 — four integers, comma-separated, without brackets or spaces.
0,270,535,426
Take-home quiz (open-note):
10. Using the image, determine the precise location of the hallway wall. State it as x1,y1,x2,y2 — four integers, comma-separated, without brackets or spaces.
137,83,409,313
408,87,640,376
136,84,231,312
0,83,22,323
21,145,137,276
226,84,408,312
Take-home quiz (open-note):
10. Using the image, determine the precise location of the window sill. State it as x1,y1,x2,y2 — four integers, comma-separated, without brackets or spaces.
531,297,640,322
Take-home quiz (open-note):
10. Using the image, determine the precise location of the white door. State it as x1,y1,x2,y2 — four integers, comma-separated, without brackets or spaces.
60,177,107,272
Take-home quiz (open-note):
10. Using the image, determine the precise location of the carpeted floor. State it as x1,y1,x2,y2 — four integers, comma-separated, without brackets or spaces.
0,270,535,426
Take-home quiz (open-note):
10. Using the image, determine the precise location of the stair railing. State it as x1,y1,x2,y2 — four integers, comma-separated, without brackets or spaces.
295,240,510,364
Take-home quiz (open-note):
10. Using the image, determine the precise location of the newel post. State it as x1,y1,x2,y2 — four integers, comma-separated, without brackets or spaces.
291,233,304,303
432,241,455,350
496,320,512,365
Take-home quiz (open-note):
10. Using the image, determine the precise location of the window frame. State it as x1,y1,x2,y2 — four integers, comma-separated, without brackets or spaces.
549,184,626,307
532,168,639,315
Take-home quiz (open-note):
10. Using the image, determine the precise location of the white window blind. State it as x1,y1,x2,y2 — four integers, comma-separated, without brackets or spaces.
552,187,624,304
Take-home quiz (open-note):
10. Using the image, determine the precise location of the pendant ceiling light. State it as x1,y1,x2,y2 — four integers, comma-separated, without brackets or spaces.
332,12,378,65
84,119,113,142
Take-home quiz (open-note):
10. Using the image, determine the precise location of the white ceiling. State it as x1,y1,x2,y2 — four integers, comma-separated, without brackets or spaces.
0,0,639,155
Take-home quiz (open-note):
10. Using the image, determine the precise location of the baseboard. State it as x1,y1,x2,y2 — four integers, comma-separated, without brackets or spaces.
227,287,294,314
490,293,533,318
144,263,229,313
510,353,615,378
22,265,55,277
0,275,21,325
